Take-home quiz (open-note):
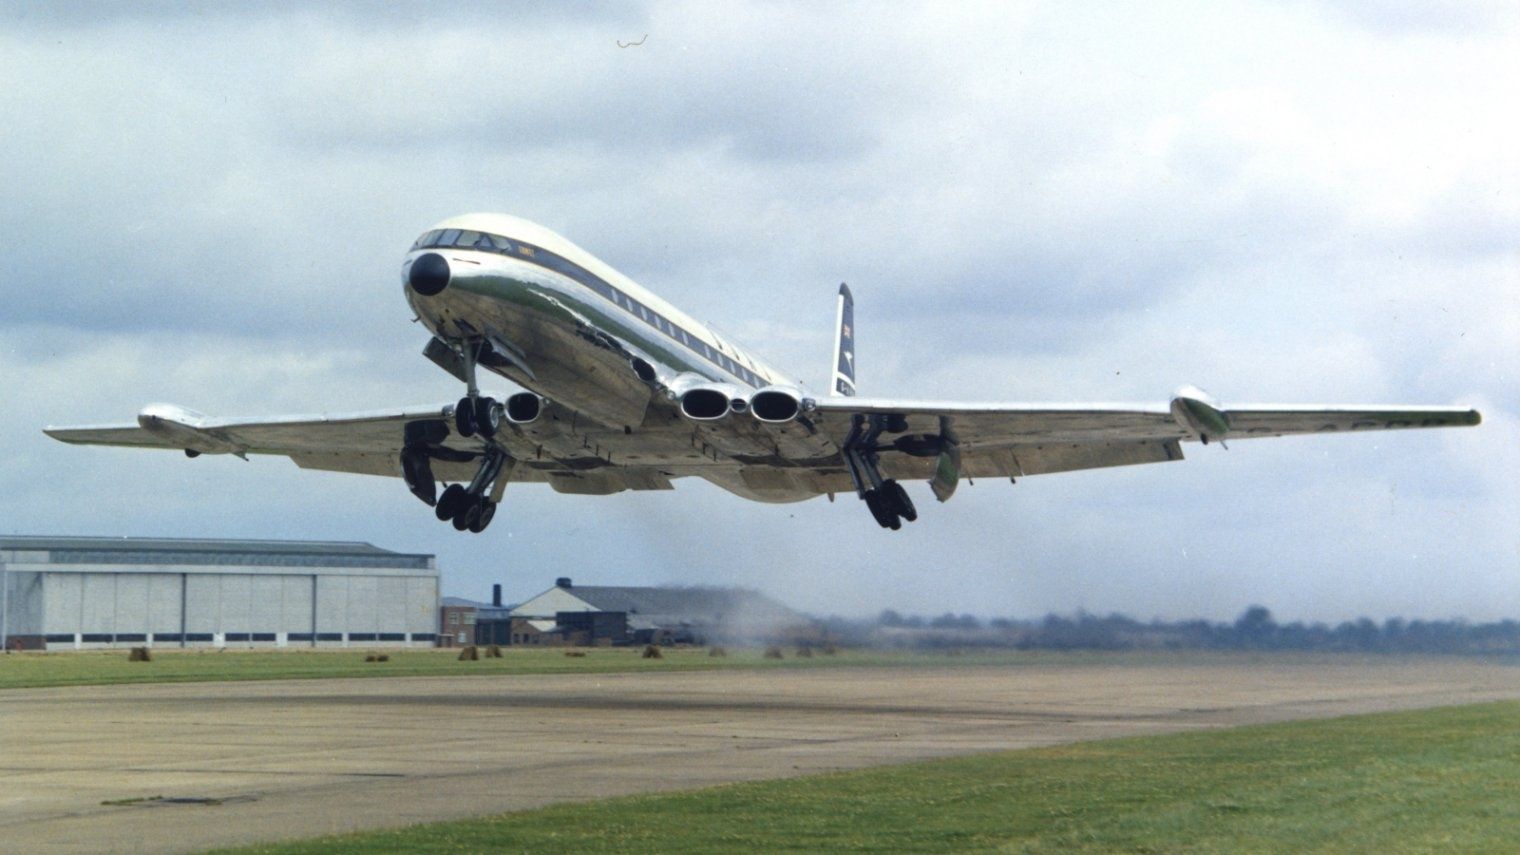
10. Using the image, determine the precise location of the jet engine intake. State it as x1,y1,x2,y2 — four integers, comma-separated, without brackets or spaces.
505,392,544,424
750,386,803,423
680,384,747,421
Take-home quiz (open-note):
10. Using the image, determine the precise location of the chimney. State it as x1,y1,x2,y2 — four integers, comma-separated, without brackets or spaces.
556,577,572,589
492,583,502,607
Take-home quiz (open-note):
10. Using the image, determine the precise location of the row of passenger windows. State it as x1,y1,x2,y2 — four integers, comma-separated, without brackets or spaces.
413,228,767,388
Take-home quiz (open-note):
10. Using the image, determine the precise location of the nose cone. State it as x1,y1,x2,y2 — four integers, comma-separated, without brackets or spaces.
408,252,450,296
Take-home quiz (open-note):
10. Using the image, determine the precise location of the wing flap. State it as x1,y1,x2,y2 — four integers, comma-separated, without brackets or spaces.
809,398,1180,446
43,424,177,449
1220,405,1480,440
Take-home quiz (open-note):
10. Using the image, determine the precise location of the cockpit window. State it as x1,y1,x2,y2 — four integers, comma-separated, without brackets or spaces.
453,230,480,247
473,233,499,250
489,234,513,251
436,229,461,246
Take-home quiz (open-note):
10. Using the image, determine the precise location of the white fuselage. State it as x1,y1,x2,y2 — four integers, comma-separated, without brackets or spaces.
402,213,799,426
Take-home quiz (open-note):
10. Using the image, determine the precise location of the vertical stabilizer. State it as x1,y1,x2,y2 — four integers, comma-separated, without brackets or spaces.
831,283,856,396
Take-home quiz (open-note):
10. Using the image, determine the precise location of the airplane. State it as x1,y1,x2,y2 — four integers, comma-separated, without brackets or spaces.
46,213,1481,533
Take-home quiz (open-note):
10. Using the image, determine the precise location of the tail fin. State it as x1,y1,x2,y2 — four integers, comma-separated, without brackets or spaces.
831,283,856,396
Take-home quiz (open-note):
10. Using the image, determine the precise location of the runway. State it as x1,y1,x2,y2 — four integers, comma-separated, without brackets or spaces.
2,656,1517,853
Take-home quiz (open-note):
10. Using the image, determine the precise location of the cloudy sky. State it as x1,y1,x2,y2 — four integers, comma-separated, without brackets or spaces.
2,1,1515,623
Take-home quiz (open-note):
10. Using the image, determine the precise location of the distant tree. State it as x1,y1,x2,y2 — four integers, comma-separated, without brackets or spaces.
1233,605,1277,648
930,612,960,629
878,609,904,628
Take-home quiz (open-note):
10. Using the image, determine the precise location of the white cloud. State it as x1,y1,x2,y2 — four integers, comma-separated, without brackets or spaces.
1,0,1514,622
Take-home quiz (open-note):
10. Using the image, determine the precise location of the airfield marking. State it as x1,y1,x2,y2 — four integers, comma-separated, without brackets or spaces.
1,657,1517,854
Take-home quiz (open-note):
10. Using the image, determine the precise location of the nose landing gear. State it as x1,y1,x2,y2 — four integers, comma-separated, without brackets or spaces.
452,340,503,439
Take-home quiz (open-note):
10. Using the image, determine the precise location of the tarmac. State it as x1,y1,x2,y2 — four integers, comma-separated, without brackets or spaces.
3,656,1518,853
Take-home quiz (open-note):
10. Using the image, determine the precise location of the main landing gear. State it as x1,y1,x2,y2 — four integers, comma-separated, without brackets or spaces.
842,414,918,530
402,440,509,534
399,337,513,534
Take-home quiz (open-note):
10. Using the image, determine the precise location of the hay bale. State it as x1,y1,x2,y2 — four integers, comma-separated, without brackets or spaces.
487,644,503,658
364,654,377,662
377,654,389,662
564,650,586,658
458,645,479,661
641,644,663,659
708,646,727,657
822,642,839,655
795,645,814,658
128,646,152,662
764,646,784,659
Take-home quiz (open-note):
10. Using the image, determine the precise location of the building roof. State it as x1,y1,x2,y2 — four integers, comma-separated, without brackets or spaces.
519,582,806,634
441,596,490,608
0,536,434,570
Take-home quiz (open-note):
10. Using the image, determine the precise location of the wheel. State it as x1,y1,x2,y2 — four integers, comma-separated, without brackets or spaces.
455,397,477,438
474,396,501,438
452,499,477,531
468,499,496,533
400,447,437,506
435,484,468,521
863,490,899,529
884,479,917,522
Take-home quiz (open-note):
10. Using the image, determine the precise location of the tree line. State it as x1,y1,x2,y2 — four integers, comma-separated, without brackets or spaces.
814,606,1520,655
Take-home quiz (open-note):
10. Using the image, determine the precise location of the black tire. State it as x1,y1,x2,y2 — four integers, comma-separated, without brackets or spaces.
455,397,477,438
884,479,917,522
863,490,899,529
474,396,500,438
469,500,496,533
400,448,437,506
435,484,467,521
452,500,477,531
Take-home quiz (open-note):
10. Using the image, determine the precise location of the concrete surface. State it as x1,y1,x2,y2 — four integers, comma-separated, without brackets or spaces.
2,656,1518,853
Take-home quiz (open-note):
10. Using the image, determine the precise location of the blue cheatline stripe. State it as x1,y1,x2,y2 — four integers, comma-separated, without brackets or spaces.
417,229,765,389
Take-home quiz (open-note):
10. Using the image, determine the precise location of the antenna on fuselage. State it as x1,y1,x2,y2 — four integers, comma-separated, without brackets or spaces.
830,283,856,396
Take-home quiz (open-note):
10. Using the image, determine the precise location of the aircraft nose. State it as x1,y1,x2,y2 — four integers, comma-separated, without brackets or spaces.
408,252,450,296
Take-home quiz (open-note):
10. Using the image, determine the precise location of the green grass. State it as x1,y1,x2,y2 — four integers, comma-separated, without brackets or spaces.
4,647,1503,692
219,700,1520,853
0,646,1111,690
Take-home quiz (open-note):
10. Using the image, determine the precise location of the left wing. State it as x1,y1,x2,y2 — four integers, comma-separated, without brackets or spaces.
43,403,680,494
804,393,1480,484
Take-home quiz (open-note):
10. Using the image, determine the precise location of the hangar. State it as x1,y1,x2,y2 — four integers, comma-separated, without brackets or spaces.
0,536,438,650
502,577,809,645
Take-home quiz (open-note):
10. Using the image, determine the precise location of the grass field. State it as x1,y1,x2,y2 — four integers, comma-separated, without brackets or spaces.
2,647,1505,692
0,646,1109,690
215,700,1520,853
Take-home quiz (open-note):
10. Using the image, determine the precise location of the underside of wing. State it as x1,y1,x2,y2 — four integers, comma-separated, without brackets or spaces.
803,395,1480,489
1211,405,1481,440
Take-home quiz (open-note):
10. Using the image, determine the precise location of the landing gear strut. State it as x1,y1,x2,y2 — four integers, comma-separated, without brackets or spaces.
453,339,502,439
842,414,918,530
399,335,516,534
431,445,508,534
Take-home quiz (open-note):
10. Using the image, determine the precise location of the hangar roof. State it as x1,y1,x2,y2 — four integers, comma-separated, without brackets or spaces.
0,536,434,571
